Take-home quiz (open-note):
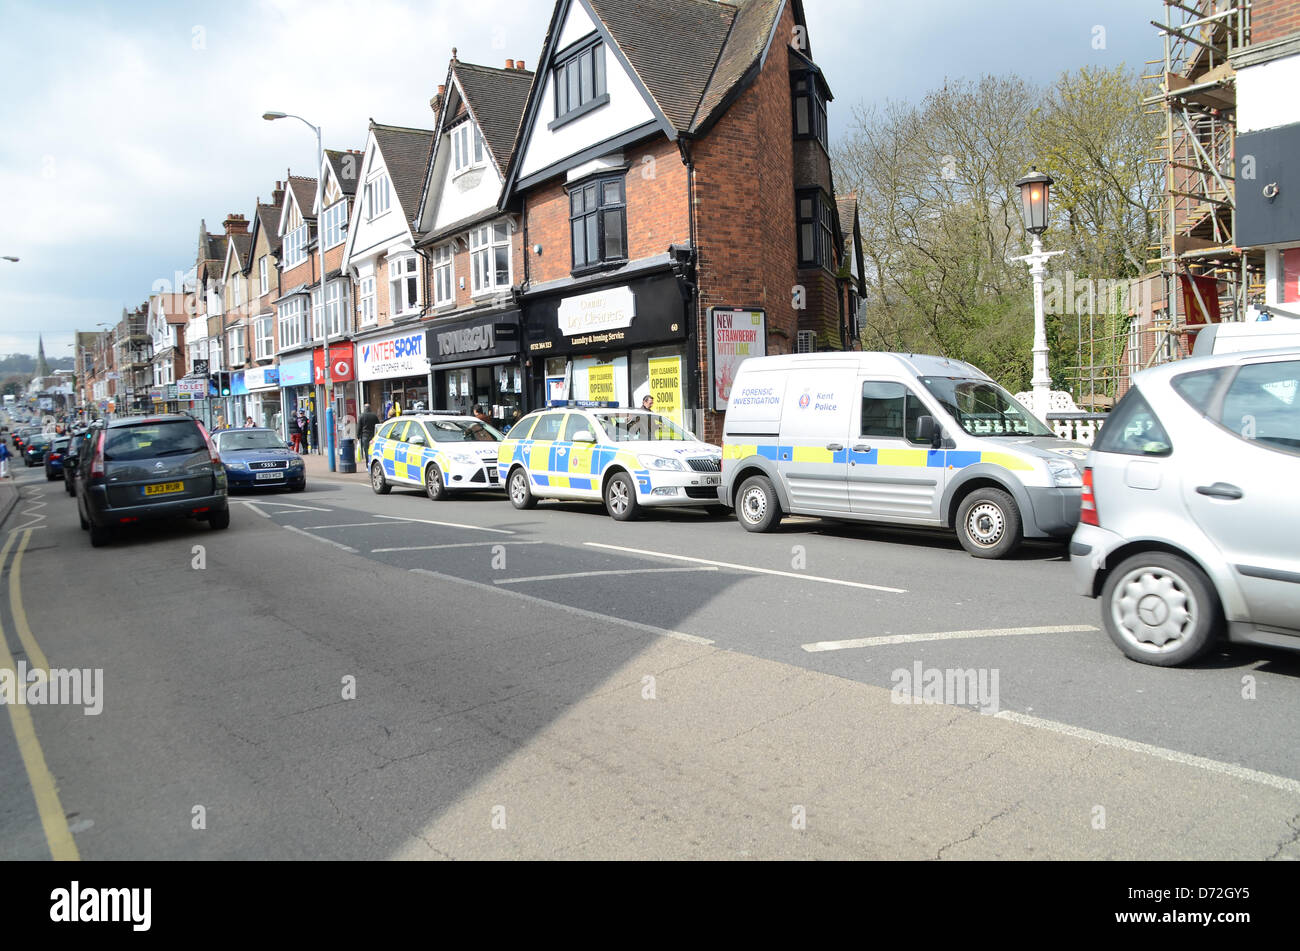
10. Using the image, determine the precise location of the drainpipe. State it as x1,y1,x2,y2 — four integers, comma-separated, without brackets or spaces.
677,137,700,434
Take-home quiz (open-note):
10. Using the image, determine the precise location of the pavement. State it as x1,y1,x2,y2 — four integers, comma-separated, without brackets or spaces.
2,464,1299,860
299,447,368,485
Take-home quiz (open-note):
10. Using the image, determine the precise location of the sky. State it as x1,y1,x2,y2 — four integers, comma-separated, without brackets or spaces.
0,0,1164,359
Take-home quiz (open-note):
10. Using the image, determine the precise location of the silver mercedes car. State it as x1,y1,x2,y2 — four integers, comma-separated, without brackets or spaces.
1071,347,1300,666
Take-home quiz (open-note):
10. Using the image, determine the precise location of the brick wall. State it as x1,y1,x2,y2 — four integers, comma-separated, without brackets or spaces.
1251,0,1300,44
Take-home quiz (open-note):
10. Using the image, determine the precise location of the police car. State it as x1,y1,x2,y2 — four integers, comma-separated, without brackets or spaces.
497,403,724,520
368,414,503,500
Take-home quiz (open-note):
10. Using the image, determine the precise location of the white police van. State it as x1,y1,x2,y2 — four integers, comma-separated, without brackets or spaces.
718,352,1087,558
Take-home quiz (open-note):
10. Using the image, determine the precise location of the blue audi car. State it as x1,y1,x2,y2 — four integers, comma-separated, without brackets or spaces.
213,428,306,492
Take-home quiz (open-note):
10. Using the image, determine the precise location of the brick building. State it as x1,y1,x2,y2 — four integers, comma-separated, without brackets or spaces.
499,0,855,440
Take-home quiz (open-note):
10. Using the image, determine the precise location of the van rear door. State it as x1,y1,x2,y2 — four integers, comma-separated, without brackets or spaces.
775,369,853,513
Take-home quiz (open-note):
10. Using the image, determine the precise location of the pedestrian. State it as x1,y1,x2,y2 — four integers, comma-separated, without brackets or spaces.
473,404,492,426
358,403,380,461
245,416,255,428
641,395,655,411
308,412,318,452
0,440,10,479
291,412,305,453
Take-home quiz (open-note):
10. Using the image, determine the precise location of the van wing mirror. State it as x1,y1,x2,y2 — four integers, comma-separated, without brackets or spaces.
915,415,939,446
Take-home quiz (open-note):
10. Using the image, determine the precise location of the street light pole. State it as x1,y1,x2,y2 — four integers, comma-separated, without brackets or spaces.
264,110,335,471
1012,168,1065,421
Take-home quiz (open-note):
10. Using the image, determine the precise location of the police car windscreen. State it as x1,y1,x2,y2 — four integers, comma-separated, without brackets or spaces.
594,412,691,442
920,378,1054,437
426,420,503,443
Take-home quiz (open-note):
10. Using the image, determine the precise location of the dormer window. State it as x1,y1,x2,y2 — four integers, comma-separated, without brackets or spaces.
792,71,828,151
451,122,486,174
550,38,608,129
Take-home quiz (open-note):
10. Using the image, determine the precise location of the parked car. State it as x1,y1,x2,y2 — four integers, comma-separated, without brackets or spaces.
63,430,91,496
370,414,504,500
1072,348,1300,666
22,433,52,467
214,428,305,492
497,405,723,520
718,352,1087,557
43,436,70,480
76,415,229,547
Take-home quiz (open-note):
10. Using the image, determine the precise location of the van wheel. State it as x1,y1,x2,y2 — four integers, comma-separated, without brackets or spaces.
956,488,1022,558
508,467,537,510
604,471,640,521
737,475,781,533
425,464,446,501
1101,552,1221,667
370,462,391,495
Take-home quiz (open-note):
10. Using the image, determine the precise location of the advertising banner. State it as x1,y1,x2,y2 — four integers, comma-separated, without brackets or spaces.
587,364,616,402
708,308,766,412
648,355,683,426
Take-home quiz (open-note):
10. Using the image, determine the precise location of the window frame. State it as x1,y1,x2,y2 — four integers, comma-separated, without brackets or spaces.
796,189,836,272
365,175,391,221
550,37,609,129
284,223,309,269
432,243,455,306
791,70,829,151
567,173,627,274
259,256,269,296
358,276,377,326
321,199,348,249
450,121,487,175
255,316,274,360
388,253,421,317
228,327,246,366
277,296,306,352
470,221,512,295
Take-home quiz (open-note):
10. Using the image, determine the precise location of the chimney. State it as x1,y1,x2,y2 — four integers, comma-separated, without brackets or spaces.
517,60,525,71
506,59,515,70
271,180,285,206
431,84,446,126
224,213,249,236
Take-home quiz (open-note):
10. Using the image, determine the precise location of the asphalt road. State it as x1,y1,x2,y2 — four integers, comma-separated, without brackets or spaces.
2,461,1298,860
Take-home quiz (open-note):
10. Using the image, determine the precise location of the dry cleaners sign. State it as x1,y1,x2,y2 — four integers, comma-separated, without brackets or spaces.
557,287,635,337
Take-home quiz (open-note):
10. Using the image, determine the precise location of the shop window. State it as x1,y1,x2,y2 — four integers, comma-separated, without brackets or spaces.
569,174,626,273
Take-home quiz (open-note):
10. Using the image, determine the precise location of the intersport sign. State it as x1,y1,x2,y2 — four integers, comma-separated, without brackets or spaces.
357,332,427,381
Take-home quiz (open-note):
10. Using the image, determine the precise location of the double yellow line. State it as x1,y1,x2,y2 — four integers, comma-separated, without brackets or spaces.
0,528,79,860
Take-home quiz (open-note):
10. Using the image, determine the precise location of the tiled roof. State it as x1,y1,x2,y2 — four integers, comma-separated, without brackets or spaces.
453,62,535,173
229,233,253,268
691,0,786,131
256,201,283,255
325,149,362,196
287,176,318,220
372,123,435,223
835,194,858,243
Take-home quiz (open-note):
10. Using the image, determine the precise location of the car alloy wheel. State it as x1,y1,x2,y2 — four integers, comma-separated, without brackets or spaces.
370,462,391,495
425,464,445,501
1101,553,1220,667
508,468,536,510
605,472,639,521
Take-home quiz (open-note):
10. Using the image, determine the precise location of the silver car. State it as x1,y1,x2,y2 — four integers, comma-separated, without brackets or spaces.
1071,348,1300,666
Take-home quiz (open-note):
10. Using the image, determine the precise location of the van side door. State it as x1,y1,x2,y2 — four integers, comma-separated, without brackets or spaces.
848,379,947,524
775,370,853,513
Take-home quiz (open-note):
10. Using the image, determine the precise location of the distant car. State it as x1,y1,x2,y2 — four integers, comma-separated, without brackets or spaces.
43,436,70,480
214,428,306,492
76,415,229,547
63,431,91,496
498,405,724,520
13,427,38,452
1072,348,1300,666
369,414,503,500
22,433,51,467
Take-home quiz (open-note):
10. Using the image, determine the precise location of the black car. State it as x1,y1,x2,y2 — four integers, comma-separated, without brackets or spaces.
44,436,71,481
23,433,52,466
62,432,89,496
76,415,230,547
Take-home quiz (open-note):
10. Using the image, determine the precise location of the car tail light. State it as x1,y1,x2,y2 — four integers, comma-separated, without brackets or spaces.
1080,467,1099,527
90,431,106,479
197,422,221,466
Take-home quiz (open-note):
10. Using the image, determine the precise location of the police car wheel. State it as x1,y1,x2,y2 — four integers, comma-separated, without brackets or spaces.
425,464,446,501
370,462,392,495
508,468,537,510
604,472,639,521
737,475,780,533
956,488,1022,559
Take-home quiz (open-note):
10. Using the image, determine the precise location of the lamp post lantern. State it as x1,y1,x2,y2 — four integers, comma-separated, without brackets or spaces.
1012,168,1064,421
264,110,336,470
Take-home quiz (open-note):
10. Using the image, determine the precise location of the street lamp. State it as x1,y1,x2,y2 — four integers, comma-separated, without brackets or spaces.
1012,168,1064,421
2,256,18,263
264,109,336,470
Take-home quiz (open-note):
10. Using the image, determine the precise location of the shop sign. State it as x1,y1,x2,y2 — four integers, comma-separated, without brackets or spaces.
357,332,427,381
557,287,635,338
245,366,280,391
279,358,313,388
648,355,684,426
314,344,355,384
709,307,766,412
587,364,616,402
525,274,685,356
177,379,207,398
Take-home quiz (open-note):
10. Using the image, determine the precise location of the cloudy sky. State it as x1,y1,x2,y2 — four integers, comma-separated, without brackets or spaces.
0,0,1162,360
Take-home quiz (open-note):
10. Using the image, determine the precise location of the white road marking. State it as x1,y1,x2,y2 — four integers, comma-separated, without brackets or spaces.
374,514,514,536
495,567,719,586
410,568,715,646
237,500,271,519
234,499,333,513
995,710,1300,797
583,542,906,594
282,525,358,553
373,541,544,553
802,625,1098,652
304,522,393,530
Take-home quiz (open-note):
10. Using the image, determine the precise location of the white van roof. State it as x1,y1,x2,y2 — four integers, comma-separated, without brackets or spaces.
1193,316,1300,356
732,351,992,380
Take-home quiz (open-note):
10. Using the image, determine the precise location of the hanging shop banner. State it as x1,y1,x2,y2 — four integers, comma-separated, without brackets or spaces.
313,344,356,384
245,366,280,391
279,358,313,388
708,307,766,412
357,331,428,381
587,364,617,402
648,355,684,426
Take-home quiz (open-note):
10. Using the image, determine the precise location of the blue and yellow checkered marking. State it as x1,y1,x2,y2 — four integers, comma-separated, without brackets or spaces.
498,438,651,496
724,443,1035,473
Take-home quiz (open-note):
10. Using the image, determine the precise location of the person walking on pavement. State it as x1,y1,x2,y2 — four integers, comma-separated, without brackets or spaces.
358,403,380,462
0,439,10,479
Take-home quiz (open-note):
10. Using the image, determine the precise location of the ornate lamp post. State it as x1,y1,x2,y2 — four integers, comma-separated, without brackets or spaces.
1012,168,1064,420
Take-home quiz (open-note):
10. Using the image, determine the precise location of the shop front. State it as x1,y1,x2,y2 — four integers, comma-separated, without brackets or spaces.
427,310,524,429
279,355,316,449
314,343,357,450
522,271,691,427
356,328,430,420
244,365,281,432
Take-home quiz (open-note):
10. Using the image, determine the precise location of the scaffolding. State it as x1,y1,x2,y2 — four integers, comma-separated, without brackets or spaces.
1143,0,1265,370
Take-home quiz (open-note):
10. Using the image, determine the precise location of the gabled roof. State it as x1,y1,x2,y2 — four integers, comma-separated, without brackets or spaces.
452,62,536,172
288,176,318,221
371,123,435,225
254,201,283,256
325,149,362,196
835,194,858,243
692,0,790,131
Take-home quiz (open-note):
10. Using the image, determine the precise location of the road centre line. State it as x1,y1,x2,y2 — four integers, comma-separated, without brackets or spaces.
495,567,720,586
582,543,907,594
282,525,358,553
802,625,1098,652
373,541,544,553
0,529,79,860
304,522,394,530
995,710,1300,797
374,514,514,536
410,568,715,646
